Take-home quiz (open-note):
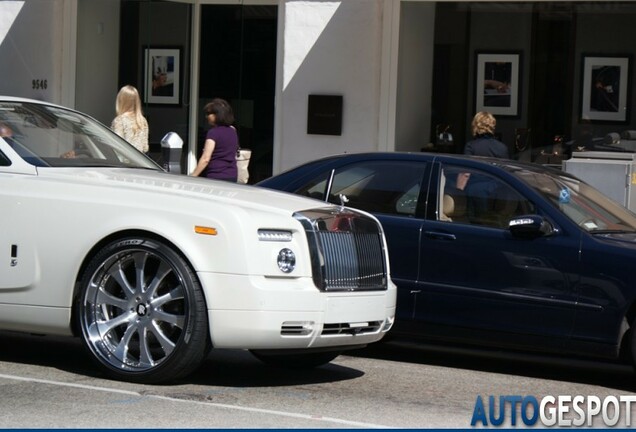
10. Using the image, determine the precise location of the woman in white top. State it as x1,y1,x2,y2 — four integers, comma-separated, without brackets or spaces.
111,85,149,153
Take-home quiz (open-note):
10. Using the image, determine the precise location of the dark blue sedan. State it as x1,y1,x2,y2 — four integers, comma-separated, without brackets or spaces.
258,152,636,367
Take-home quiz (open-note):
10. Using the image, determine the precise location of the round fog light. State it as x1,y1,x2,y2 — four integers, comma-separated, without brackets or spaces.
277,248,296,273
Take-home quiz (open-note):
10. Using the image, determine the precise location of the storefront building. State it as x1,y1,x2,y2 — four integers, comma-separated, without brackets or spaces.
2,0,635,181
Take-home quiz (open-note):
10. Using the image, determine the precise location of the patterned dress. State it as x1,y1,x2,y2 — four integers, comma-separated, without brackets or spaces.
111,114,149,153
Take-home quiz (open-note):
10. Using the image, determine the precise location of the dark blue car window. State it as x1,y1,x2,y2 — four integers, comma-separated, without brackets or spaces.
325,161,427,216
440,164,534,228
517,169,636,232
294,171,331,200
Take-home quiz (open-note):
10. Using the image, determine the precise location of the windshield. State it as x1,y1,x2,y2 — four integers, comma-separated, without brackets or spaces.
0,101,160,170
515,167,636,233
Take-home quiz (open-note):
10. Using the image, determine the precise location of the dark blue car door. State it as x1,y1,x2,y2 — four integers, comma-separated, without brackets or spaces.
415,161,580,348
375,213,426,322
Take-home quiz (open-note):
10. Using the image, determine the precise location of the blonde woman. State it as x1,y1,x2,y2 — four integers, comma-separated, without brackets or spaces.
111,85,149,153
464,111,509,159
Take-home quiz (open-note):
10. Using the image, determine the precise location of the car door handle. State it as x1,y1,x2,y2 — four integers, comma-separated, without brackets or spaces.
424,231,456,241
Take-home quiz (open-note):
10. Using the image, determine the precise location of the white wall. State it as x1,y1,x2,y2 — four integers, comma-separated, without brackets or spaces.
395,1,435,152
0,0,121,124
0,0,66,103
274,0,386,173
75,0,120,124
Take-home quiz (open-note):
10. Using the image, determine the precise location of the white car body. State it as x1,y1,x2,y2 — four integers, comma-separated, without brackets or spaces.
0,97,396,382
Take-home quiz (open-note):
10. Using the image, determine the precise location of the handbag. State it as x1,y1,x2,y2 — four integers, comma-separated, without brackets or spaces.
236,148,251,184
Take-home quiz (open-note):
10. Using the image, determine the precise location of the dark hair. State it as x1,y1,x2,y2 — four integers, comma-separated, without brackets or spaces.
204,98,235,126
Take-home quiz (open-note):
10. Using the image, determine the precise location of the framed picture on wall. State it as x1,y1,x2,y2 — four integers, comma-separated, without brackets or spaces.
580,55,630,123
475,52,521,117
143,47,181,105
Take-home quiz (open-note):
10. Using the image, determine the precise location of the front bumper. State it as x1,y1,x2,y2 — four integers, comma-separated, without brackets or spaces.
198,272,396,350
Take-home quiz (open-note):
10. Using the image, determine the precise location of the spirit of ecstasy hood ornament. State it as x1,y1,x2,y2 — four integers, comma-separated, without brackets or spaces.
338,193,349,209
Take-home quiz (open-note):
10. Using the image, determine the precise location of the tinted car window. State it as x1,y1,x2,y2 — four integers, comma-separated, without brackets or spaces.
295,171,330,200
517,169,636,232
0,150,10,166
440,164,534,228
325,161,427,216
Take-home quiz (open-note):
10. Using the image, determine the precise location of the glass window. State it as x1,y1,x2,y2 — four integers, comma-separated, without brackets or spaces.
440,164,534,228
516,169,636,232
0,151,10,166
0,102,159,169
325,161,427,216
295,171,331,201
428,2,636,165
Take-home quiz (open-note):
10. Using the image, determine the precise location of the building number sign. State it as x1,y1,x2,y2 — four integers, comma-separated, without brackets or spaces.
32,79,48,90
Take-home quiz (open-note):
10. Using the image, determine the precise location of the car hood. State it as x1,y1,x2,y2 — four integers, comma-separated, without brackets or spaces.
593,231,636,249
36,167,327,215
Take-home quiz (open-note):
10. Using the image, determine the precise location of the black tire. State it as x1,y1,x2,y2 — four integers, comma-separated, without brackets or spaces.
76,237,209,383
250,350,341,369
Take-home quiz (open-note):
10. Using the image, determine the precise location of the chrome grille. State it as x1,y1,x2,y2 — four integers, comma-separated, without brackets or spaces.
294,208,387,291
318,231,386,290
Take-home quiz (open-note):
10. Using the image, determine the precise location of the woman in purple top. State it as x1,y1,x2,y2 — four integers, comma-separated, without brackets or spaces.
190,98,238,181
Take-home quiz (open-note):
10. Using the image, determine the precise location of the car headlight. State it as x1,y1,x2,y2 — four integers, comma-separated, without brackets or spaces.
277,248,296,273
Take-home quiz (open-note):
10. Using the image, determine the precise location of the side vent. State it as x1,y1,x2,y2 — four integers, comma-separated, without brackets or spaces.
321,321,382,336
281,321,314,336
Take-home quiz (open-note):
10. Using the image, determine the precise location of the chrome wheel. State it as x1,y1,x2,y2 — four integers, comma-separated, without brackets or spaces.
78,237,208,383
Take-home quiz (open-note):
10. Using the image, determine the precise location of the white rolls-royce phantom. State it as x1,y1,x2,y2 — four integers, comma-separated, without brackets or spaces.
0,97,396,383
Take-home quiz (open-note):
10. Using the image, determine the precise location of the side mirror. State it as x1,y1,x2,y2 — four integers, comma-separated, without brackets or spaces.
508,215,554,239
